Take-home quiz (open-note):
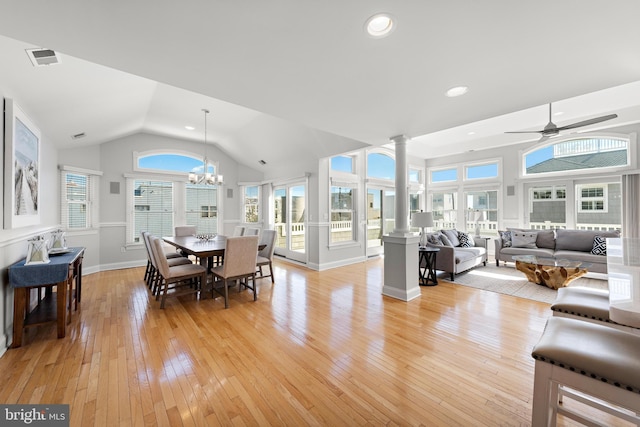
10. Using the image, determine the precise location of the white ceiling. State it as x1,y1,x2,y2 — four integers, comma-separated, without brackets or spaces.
1,1,640,172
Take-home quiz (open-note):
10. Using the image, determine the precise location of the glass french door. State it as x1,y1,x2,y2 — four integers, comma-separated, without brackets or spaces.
366,187,395,256
273,183,306,262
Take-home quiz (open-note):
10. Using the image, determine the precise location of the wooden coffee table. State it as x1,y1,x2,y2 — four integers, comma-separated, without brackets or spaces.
512,255,590,290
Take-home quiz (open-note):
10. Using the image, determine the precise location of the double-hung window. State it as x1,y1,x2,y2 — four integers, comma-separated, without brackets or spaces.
242,185,260,223
330,184,356,243
131,179,174,243
186,184,218,233
60,166,101,230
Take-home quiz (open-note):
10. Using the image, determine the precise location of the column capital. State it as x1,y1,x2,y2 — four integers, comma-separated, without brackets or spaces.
389,134,411,144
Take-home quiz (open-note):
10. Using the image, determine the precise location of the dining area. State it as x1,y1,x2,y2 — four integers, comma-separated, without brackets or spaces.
141,226,276,309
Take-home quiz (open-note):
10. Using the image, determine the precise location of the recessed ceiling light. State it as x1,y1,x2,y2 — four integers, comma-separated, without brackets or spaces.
553,111,564,116
468,131,476,135
365,13,395,38
185,125,195,130
445,86,469,97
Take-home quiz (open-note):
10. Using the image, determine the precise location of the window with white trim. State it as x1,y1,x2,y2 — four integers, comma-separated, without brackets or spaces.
60,166,101,230
242,185,260,223
524,137,629,176
62,173,89,228
331,155,355,174
131,179,174,242
465,162,498,180
330,184,356,243
185,184,218,233
578,185,606,212
528,185,567,229
431,191,458,229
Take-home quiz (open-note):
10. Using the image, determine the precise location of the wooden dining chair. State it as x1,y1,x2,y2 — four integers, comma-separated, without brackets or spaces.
210,235,259,308
256,229,276,283
151,237,208,308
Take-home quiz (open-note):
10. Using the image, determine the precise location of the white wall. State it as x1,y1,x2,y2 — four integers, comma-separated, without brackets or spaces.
0,89,61,355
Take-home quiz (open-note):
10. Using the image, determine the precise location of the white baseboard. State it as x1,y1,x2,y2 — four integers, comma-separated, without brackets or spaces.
98,260,147,272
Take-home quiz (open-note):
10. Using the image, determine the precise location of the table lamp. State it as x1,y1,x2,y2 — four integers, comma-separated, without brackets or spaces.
411,211,433,247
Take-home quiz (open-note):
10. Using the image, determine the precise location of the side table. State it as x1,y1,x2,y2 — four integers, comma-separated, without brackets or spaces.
419,246,439,286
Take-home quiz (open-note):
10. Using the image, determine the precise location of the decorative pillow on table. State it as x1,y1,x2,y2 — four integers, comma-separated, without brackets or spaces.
511,231,538,248
457,231,474,247
591,235,607,255
498,230,512,247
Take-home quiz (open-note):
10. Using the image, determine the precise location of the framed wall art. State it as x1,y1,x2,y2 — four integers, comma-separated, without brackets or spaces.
4,98,41,229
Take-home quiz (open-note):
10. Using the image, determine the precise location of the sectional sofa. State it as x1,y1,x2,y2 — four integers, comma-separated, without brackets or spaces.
494,228,620,274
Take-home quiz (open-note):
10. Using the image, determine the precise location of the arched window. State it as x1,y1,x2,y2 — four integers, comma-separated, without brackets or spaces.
367,152,395,180
126,151,221,244
523,137,629,176
523,136,628,232
137,152,218,175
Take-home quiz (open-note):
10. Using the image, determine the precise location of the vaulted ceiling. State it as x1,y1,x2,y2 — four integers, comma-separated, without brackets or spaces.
1,1,640,173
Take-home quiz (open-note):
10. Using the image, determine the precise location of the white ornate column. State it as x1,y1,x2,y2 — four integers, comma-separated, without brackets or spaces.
382,135,421,301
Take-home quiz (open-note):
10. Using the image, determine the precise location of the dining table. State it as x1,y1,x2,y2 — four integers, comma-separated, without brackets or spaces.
162,235,265,271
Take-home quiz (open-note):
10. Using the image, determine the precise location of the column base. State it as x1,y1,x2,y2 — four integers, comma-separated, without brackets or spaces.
381,235,421,301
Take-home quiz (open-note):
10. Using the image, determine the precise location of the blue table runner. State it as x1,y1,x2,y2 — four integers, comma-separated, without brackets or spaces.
9,247,85,288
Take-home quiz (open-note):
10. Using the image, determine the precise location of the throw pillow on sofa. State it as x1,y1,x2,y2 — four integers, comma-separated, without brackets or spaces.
441,229,460,247
498,230,512,247
591,235,608,255
439,233,453,246
458,231,474,247
512,231,538,248
427,233,443,245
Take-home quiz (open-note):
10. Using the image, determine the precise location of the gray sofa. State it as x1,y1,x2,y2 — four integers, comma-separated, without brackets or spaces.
424,229,488,280
494,228,620,274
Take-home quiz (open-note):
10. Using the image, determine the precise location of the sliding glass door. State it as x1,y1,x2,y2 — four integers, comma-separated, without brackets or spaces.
366,186,395,256
274,183,306,262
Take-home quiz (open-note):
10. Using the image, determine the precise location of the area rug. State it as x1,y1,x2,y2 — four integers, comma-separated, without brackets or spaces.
438,264,608,304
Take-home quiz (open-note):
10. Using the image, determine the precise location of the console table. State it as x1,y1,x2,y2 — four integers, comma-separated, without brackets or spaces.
9,247,85,348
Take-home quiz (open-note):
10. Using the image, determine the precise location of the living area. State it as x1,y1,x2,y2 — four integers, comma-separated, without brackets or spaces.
422,226,615,301
4,2,640,425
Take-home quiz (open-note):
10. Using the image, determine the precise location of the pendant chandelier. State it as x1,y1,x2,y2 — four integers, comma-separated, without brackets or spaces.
188,108,224,185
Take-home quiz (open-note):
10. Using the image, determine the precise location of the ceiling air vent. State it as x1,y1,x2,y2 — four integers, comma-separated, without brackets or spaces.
26,48,61,67
72,132,86,140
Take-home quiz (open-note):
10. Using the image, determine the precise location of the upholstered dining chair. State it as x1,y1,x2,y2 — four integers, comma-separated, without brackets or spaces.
174,225,196,236
141,231,186,290
174,225,197,257
151,236,208,308
244,227,260,236
256,229,276,283
210,235,259,308
232,226,245,236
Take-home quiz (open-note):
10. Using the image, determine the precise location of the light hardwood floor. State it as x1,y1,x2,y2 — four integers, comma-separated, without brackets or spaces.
0,258,630,426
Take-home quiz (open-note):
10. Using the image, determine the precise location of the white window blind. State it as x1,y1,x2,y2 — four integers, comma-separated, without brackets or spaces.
185,184,218,234
133,180,174,241
60,167,101,230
